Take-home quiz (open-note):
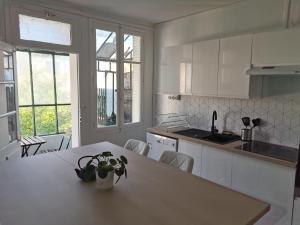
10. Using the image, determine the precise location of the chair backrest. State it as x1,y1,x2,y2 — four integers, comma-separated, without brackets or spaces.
124,139,150,156
159,151,194,173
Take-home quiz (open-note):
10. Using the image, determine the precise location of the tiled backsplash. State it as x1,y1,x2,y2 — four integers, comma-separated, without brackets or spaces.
155,94,300,148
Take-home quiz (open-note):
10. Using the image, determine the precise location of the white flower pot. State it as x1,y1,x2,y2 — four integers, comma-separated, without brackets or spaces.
96,171,114,190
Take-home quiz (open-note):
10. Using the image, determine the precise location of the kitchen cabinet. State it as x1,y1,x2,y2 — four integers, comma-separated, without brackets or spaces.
177,138,296,225
252,27,300,66
232,154,295,225
201,145,232,187
218,34,262,98
293,197,300,225
192,39,219,96
158,44,192,95
178,140,202,177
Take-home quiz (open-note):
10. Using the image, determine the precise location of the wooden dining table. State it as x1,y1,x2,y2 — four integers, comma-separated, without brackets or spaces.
0,142,270,225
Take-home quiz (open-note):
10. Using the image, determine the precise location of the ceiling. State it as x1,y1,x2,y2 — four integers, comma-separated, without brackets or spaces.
50,0,244,25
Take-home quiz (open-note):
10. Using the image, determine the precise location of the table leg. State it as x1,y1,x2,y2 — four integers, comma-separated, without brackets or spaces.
33,144,43,155
24,146,30,157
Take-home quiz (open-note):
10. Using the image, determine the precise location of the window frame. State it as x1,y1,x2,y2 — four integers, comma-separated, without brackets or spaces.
0,41,20,149
90,20,145,133
121,28,144,127
17,49,71,136
9,5,81,53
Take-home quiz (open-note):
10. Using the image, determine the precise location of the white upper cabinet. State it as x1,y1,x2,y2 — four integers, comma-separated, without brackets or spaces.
192,39,219,96
158,44,192,95
218,34,261,98
252,27,300,66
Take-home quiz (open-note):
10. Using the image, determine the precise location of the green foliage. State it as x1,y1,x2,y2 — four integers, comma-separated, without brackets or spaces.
75,152,128,184
19,108,33,136
19,105,71,136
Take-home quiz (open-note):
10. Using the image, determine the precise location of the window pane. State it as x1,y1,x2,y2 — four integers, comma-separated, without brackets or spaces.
19,107,33,136
35,106,57,135
96,29,117,60
124,63,141,123
96,29,117,128
17,51,32,105
3,51,14,81
19,14,71,46
57,105,71,133
124,34,141,62
0,114,17,149
55,55,70,104
32,53,55,104
0,84,16,114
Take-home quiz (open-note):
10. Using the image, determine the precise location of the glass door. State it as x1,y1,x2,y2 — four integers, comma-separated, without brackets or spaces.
0,41,19,159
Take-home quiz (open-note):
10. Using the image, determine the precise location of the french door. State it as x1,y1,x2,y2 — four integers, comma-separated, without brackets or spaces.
0,41,19,160
90,21,144,145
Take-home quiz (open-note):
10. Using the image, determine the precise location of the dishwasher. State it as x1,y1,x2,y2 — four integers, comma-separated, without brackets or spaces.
146,132,178,161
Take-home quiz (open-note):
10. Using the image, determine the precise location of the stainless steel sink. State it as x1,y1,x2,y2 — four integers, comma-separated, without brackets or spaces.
173,128,240,145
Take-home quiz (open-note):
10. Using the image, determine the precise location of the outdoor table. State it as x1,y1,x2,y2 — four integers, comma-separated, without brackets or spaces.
20,136,46,157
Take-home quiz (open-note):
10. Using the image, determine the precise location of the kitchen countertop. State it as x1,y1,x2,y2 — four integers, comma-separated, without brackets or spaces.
147,127,298,168
0,142,270,225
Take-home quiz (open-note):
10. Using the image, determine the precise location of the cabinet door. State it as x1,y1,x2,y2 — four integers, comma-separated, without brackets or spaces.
232,154,295,225
218,34,252,98
159,45,192,95
253,27,300,66
293,197,300,225
201,145,232,187
192,39,219,96
178,140,202,177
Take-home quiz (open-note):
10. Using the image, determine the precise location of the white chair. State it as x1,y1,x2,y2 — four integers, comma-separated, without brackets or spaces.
124,139,150,156
159,151,194,173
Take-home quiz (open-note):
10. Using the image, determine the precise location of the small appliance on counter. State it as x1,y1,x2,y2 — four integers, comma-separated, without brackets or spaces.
241,117,260,142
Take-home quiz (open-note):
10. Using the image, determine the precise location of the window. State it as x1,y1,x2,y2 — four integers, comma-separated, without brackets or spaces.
96,29,117,127
0,49,18,149
95,28,143,128
17,50,71,136
123,34,142,124
19,14,71,46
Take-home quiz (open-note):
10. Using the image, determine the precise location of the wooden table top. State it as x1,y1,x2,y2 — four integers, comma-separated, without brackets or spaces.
20,136,46,147
0,142,270,225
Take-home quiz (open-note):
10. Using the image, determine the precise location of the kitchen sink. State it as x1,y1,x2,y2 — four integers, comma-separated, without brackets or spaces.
202,133,240,145
173,128,211,139
173,128,240,145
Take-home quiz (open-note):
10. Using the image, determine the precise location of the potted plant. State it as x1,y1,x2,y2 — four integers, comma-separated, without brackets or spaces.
75,151,128,190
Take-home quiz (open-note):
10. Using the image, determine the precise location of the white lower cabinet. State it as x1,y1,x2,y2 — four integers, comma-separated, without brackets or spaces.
177,139,296,225
293,197,300,225
178,140,202,177
201,145,232,188
232,154,295,225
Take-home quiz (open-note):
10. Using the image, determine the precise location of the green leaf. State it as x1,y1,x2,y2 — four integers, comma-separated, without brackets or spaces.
75,164,96,182
115,168,124,177
109,159,117,166
99,161,107,167
98,169,108,179
101,151,114,157
120,155,128,164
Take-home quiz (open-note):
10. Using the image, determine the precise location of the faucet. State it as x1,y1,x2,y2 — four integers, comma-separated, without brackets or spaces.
211,110,218,134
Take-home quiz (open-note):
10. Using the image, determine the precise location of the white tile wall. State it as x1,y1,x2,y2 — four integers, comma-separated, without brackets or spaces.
155,94,300,148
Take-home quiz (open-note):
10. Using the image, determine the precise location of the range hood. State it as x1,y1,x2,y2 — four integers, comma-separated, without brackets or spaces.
246,65,300,76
